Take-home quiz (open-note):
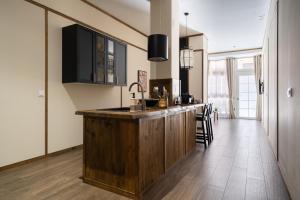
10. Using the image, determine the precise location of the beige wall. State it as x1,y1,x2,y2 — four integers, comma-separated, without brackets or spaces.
263,0,300,198
1,0,150,165
262,39,269,134
189,52,203,101
262,0,278,157
0,0,45,167
35,0,147,50
150,0,179,80
277,0,300,199
188,35,208,101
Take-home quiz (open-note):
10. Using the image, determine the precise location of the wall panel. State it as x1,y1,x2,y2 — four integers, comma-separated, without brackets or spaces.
0,0,45,167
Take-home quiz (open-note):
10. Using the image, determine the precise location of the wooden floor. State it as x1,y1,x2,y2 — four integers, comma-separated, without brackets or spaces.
0,119,290,200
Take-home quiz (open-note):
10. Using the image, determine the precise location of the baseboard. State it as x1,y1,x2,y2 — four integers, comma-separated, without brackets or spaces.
0,155,45,172
47,144,83,157
278,161,295,200
0,144,83,172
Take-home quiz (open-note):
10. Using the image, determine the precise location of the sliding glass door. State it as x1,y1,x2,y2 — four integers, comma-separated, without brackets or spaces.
236,58,256,119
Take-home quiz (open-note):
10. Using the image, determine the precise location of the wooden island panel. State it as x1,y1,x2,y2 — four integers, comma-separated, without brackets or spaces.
165,112,186,170
185,110,197,155
83,116,139,197
77,104,204,199
139,117,165,192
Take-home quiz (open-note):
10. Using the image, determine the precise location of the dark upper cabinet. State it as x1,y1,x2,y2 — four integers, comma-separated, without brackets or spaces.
115,42,127,86
62,24,127,86
106,39,115,85
94,33,105,84
62,25,93,83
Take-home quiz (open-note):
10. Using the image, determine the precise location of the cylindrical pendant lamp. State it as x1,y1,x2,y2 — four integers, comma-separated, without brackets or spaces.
148,34,168,62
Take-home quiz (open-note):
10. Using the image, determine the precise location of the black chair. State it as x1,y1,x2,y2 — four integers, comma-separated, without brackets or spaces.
207,103,214,142
196,104,209,148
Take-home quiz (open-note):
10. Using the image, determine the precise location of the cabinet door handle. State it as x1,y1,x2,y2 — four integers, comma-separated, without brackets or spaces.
91,72,94,82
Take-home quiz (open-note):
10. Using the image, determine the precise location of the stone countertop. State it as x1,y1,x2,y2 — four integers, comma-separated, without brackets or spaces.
75,103,204,119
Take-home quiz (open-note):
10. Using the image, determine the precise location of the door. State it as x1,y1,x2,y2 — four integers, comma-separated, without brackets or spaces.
115,42,127,86
77,26,93,83
106,39,116,84
236,57,257,119
268,6,278,158
94,33,105,84
278,0,300,198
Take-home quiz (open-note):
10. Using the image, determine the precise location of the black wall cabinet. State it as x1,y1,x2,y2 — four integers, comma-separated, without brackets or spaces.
62,24,127,86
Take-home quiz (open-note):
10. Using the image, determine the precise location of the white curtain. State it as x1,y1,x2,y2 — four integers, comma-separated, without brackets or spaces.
208,60,229,117
226,58,236,119
254,55,262,121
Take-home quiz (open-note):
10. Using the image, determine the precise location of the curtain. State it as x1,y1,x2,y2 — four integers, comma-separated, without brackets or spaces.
254,55,262,121
226,58,236,119
208,60,229,117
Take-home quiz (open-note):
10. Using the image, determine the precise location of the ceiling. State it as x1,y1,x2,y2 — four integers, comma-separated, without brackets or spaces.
88,0,271,53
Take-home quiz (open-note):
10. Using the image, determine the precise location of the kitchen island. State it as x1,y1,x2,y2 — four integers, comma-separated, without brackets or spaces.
76,104,203,199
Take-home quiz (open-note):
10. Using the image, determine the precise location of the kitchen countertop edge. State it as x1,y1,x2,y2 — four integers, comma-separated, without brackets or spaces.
75,104,205,119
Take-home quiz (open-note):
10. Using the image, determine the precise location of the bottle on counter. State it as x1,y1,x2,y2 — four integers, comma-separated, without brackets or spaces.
158,87,169,108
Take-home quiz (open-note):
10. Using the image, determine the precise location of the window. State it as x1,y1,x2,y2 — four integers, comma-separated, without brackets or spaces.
208,60,229,117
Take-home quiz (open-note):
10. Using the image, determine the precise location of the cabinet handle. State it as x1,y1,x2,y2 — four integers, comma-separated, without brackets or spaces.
91,72,94,82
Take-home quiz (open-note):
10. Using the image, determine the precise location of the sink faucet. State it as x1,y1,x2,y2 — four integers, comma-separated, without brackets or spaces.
129,82,146,111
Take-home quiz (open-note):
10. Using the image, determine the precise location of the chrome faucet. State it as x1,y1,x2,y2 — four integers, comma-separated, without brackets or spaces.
129,82,146,111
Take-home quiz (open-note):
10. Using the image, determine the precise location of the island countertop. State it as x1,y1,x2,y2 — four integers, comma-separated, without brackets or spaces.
75,103,204,119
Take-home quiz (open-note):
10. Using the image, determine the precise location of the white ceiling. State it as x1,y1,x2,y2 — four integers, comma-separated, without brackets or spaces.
89,0,271,53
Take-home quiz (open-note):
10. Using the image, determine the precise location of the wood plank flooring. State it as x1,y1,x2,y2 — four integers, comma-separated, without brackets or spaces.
0,119,290,200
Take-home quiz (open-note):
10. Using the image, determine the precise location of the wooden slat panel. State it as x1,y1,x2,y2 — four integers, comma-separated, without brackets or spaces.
139,117,165,192
165,113,185,169
185,110,196,155
83,117,139,196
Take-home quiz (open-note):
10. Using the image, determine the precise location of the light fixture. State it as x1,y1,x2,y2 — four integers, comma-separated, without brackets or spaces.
148,0,168,62
148,34,168,61
180,12,193,69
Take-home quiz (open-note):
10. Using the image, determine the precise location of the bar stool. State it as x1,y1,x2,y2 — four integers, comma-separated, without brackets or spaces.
207,103,214,142
196,104,209,148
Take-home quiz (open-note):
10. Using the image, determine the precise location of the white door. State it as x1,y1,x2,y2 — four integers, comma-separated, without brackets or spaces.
236,57,257,119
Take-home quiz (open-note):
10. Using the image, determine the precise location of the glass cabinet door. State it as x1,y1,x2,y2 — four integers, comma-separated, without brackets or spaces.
106,39,115,84
95,34,105,83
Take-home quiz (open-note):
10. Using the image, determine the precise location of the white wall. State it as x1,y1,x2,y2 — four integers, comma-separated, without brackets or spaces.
0,0,45,167
0,0,150,166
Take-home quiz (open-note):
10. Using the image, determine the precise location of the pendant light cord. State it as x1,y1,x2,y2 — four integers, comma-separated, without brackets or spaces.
160,0,162,33
186,14,188,38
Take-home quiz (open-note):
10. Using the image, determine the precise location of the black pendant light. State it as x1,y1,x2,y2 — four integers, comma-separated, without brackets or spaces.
147,0,168,62
148,34,168,62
